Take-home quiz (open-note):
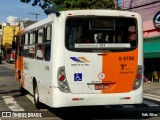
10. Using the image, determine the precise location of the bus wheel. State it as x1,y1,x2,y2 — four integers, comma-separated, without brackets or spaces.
33,81,40,109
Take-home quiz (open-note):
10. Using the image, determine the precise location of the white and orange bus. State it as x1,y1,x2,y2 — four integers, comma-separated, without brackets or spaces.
15,10,143,108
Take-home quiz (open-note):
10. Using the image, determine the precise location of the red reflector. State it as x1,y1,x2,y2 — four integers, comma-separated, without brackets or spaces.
68,13,72,16
137,74,141,79
125,97,130,99
72,98,84,101
59,75,65,81
72,98,78,101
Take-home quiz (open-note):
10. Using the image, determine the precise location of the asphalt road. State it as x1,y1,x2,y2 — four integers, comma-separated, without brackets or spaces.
0,61,160,120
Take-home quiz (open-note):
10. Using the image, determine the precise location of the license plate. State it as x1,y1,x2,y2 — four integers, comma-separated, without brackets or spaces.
95,83,108,90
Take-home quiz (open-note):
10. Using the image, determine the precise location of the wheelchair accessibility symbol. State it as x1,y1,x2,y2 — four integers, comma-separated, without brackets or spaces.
74,73,82,81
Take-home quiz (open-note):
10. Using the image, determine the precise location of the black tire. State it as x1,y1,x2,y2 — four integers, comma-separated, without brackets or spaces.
34,82,41,109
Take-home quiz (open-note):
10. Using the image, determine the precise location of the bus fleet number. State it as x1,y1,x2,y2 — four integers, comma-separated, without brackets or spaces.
119,56,134,61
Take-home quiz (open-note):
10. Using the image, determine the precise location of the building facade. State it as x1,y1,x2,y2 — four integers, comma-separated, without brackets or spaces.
0,23,6,52
122,0,160,82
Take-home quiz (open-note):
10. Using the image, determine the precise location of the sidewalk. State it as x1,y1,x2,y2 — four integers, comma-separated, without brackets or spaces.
143,82,160,101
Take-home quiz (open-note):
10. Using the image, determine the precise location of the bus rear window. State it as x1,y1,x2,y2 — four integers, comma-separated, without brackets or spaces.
65,16,137,52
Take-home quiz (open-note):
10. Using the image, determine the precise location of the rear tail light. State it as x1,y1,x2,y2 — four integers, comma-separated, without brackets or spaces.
59,75,65,81
132,65,143,90
57,66,70,93
136,74,141,79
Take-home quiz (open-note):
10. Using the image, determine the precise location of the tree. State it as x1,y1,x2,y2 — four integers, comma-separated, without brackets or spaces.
20,0,115,15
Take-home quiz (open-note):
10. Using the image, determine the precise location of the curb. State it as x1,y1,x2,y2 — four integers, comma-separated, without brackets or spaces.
143,93,160,102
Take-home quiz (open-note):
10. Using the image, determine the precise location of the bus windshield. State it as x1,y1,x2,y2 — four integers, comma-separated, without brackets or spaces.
66,16,137,52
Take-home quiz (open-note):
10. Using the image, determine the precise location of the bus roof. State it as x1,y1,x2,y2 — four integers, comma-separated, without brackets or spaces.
24,9,141,32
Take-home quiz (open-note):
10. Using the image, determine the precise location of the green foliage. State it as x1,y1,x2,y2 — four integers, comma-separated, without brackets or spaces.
61,0,114,10
20,0,115,14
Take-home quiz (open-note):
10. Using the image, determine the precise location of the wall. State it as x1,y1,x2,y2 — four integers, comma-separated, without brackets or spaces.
122,0,160,39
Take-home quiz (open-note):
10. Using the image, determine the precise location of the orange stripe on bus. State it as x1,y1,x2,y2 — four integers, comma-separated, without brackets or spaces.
102,48,138,93
21,57,24,87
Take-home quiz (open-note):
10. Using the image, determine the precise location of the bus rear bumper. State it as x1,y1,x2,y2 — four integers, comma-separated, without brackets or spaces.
52,86,143,108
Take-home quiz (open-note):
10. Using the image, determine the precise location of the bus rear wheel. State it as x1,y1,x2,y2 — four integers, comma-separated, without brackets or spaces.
33,81,40,109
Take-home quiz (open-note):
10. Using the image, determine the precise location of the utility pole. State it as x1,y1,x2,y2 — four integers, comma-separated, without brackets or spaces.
29,12,40,21
114,0,118,10
18,19,21,29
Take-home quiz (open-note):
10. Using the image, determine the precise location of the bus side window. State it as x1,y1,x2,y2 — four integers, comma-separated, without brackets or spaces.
21,35,25,46
46,26,51,42
38,28,45,43
44,25,51,61
34,31,38,43
29,31,35,59
44,44,51,61
36,44,44,60
24,33,29,57
20,35,25,56
21,34,29,57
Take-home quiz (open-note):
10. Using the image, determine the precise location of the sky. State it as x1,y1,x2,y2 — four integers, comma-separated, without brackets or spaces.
0,0,122,23
0,0,47,23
